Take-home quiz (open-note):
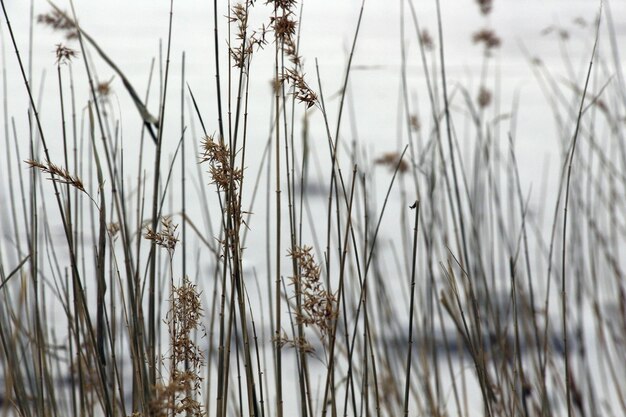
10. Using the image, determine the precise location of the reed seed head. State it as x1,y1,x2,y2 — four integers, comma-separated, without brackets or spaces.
419,30,434,50
375,152,409,174
289,246,337,339
281,68,318,109
38,9,78,39
145,217,179,251
410,114,421,132
472,28,501,51
25,159,85,192
55,44,78,64
477,86,492,108
200,135,243,191
476,0,493,15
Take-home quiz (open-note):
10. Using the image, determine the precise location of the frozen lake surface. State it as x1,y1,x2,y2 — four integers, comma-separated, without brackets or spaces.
1,0,625,416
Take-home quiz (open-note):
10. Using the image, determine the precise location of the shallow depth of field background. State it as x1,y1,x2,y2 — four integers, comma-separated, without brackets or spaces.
1,0,626,416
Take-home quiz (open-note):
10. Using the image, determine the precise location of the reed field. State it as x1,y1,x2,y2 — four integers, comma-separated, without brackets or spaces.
1,0,625,416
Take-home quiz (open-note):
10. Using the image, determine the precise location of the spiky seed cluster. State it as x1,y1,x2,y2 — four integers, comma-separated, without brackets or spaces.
289,246,337,339
270,15,296,42
200,135,242,191
228,2,268,69
282,68,318,109
55,44,78,65
230,3,249,33
145,217,179,250
25,159,85,192
37,10,78,39
374,152,409,174
266,0,318,109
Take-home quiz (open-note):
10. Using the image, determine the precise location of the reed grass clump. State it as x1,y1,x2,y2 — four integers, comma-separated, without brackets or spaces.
149,277,205,417
1,0,625,417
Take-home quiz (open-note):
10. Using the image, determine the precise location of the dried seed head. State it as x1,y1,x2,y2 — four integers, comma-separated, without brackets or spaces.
409,114,421,132
476,0,493,15
281,68,318,109
108,222,121,237
38,9,78,39
145,217,179,250
419,30,434,50
25,159,85,192
150,276,205,417
97,78,114,98
270,14,297,43
374,152,409,174
472,28,501,51
200,135,243,191
55,44,78,64
266,0,298,12
288,246,337,339
477,86,492,108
